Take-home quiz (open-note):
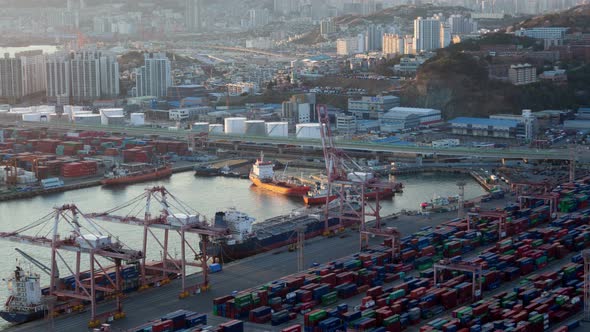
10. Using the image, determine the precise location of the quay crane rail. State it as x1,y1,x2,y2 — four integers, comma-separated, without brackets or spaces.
86,186,231,298
316,104,403,256
0,204,142,328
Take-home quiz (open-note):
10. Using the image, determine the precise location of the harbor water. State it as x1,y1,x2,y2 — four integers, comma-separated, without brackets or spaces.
0,171,485,329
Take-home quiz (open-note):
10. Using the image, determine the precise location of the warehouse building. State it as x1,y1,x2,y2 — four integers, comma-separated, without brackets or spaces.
380,112,421,133
384,107,442,125
449,117,521,138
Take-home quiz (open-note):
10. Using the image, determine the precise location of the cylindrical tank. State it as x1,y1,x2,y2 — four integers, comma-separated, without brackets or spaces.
106,115,125,126
73,114,101,125
265,122,289,137
130,113,145,126
100,108,124,125
192,122,209,133
296,123,322,139
209,124,224,134
245,120,266,136
224,117,246,135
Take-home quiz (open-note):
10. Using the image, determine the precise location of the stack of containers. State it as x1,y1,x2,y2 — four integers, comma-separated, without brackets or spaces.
61,161,97,178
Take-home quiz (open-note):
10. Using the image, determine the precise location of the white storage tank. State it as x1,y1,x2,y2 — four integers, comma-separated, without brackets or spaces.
73,114,101,125
130,113,145,126
296,123,322,139
192,122,209,134
245,120,266,136
106,115,125,126
100,108,124,125
224,117,247,135
265,122,289,137
209,124,223,134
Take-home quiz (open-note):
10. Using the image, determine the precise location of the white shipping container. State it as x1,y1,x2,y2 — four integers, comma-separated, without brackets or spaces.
296,123,322,139
224,117,247,135
265,122,288,137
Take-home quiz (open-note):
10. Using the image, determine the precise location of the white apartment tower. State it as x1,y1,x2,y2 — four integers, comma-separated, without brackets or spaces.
135,53,171,98
413,16,449,53
18,50,47,97
0,54,23,99
186,0,203,32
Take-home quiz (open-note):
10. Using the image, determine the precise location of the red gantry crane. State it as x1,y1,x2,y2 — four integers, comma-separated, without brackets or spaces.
316,104,403,258
87,186,231,298
0,204,143,328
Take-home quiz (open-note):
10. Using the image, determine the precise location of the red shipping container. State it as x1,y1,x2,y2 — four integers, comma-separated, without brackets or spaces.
281,325,301,332
152,320,174,332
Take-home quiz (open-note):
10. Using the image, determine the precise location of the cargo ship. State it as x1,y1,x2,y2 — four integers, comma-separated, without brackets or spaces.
420,194,460,213
303,183,337,205
0,266,46,324
101,163,172,186
209,204,358,262
249,154,310,196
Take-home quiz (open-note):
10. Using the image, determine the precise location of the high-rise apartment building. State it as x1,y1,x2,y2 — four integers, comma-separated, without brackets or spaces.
383,34,407,55
336,37,358,56
447,14,478,35
18,50,47,97
46,51,119,102
365,24,384,51
320,19,337,36
0,54,23,100
274,0,299,15
186,0,203,32
135,53,171,98
413,16,449,53
249,9,270,28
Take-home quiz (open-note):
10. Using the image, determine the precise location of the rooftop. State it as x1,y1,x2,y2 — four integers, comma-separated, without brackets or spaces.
387,107,441,115
449,117,520,127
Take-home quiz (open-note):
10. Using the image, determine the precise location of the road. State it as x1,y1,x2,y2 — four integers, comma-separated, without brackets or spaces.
18,122,587,161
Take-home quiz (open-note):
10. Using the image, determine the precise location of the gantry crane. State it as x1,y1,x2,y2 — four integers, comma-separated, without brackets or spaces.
518,193,558,216
467,210,509,239
316,104,403,251
0,204,143,328
434,259,483,302
87,186,231,298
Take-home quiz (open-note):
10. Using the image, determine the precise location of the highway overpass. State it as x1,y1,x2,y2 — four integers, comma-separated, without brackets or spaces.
13,122,587,161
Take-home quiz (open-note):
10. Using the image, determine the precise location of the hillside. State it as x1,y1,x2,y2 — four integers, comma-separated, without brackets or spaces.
510,4,590,33
401,46,581,119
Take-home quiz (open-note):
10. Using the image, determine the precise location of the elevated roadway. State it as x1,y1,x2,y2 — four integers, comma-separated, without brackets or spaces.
16,122,586,161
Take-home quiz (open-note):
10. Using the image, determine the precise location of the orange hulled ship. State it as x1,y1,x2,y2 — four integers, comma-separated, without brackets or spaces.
249,154,310,196
101,163,173,186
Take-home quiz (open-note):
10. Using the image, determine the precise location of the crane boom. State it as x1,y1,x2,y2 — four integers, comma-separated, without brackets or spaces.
14,248,54,277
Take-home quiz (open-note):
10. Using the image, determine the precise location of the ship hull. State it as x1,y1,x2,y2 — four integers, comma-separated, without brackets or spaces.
250,175,310,196
0,310,45,324
101,166,173,186
303,195,338,205
212,217,356,262
365,188,394,200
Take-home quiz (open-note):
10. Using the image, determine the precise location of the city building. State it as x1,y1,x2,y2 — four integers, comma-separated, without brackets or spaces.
393,56,429,75
508,63,537,85
449,117,521,138
248,8,270,28
0,54,23,100
227,82,259,96
348,95,400,119
45,51,119,103
413,16,449,53
185,0,204,32
135,53,171,98
384,107,442,125
336,38,358,56
273,0,298,15
18,50,47,98
539,68,567,83
431,139,460,148
280,93,317,130
447,15,478,35
382,34,406,55
365,24,384,52
515,27,569,49
167,85,209,100
336,115,357,135
380,112,421,133
320,19,337,36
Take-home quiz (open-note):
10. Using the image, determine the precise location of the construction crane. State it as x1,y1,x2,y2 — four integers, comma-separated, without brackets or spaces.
316,104,403,253
0,204,143,328
434,259,483,302
87,186,231,298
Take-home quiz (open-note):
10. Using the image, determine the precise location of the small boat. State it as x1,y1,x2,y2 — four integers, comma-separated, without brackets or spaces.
194,165,219,177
